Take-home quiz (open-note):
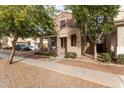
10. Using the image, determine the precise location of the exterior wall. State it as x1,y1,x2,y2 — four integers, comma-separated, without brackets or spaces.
116,26,124,55
114,10,124,21
55,12,75,31
110,32,117,56
67,28,81,57
56,12,82,57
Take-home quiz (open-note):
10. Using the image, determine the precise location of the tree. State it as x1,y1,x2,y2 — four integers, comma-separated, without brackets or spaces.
0,30,4,49
65,5,120,59
31,5,57,51
0,5,55,64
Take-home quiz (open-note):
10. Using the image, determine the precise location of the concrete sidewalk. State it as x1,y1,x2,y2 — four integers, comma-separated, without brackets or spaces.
0,53,124,88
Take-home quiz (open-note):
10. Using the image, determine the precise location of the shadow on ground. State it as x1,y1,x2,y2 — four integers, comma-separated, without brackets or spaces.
12,58,27,64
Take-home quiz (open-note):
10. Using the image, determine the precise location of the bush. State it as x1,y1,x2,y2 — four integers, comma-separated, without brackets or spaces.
49,52,58,57
65,52,77,59
3,47,12,50
34,51,49,56
34,51,57,57
100,53,111,63
117,54,124,64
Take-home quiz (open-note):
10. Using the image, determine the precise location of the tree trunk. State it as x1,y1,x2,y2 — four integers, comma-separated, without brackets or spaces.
8,36,18,64
82,42,89,54
81,23,88,55
94,42,97,60
0,42,2,49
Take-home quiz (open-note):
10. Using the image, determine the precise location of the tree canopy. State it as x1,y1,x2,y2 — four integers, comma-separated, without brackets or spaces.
0,5,56,64
0,5,55,38
65,5,120,35
65,5,120,59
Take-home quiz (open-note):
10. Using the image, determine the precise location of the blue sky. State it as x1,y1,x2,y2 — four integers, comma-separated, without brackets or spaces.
56,5,64,10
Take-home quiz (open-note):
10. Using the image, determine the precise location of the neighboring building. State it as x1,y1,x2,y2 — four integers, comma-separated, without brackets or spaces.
110,20,124,56
109,8,124,56
2,37,40,50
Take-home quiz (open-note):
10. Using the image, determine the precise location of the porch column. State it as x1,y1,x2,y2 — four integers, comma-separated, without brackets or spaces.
48,37,51,52
39,37,44,51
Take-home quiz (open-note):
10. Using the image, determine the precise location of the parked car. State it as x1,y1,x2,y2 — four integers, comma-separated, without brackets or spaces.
21,46,32,51
16,44,26,51
28,46,37,50
16,44,36,51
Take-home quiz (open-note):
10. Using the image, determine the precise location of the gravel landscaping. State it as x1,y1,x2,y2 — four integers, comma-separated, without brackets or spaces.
0,59,105,88
0,50,49,59
58,59,124,75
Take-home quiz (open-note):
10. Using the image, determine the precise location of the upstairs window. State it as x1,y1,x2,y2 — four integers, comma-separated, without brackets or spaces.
60,19,65,28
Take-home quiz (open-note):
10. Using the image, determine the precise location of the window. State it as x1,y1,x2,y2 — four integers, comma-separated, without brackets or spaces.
71,34,77,46
60,19,65,28
97,16,104,23
51,40,55,46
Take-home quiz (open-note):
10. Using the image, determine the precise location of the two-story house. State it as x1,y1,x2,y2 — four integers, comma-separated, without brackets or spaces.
56,12,82,57
55,11,124,57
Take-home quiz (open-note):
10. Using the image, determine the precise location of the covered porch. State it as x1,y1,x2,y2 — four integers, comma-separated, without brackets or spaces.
39,35,57,53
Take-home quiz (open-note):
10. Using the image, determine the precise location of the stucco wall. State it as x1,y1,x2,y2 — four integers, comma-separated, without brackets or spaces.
66,28,81,57
116,26,124,55
110,32,117,55
56,12,82,57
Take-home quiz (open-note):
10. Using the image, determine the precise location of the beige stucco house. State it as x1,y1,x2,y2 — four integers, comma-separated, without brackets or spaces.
109,9,124,56
56,12,82,57
110,20,124,56
55,10,124,57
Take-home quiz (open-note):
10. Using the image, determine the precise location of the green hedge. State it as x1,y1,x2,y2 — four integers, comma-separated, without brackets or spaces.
3,47,12,50
65,52,77,59
34,51,49,56
117,54,124,64
34,51,57,57
100,53,111,63
49,52,58,57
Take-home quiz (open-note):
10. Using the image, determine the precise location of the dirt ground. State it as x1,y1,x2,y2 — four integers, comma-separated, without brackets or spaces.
0,59,105,88
58,59,124,75
0,50,49,59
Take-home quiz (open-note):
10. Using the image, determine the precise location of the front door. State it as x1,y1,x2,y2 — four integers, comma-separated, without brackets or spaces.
60,37,67,53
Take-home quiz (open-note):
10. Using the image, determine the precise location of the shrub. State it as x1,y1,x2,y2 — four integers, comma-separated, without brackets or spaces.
65,52,77,59
117,54,124,64
49,52,58,57
3,47,12,50
100,53,111,63
34,51,49,56
34,51,57,57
